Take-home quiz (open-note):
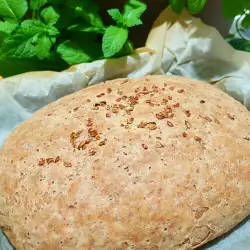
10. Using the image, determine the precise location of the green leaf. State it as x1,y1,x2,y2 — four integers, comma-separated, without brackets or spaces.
187,0,206,14
222,0,245,18
47,25,60,36
76,8,104,29
0,0,28,22
124,40,134,54
122,0,147,27
170,0,186,14
3,20,44,58
21,19,46,34
36,36,52,59
41,6,60,25
0,21,17,44
229,38,250,52
30,0,47,10
102,26,128,58
50,36,56,44
65,0,104,28
108,9,123,25
57,40,92,65
57,31,102,65
3,20,58,59
116,40,134,57
242,14,250,29
0,21,17,34
76,9,104,29
3,32,37,58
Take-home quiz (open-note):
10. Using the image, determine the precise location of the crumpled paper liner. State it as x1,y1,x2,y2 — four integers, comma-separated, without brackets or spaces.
1,7,250,250
146,8,250,110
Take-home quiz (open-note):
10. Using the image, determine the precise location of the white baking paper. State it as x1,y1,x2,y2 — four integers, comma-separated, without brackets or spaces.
146,8,250,110
1,7,250,250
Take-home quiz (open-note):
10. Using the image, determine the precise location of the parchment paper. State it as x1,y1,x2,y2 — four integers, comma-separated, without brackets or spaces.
1,7,250,250
146,8,250,110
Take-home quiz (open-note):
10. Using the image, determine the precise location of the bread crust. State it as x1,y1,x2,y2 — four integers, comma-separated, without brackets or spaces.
1,75,250,250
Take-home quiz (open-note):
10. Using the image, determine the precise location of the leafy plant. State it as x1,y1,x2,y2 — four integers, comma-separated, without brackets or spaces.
228,38,250,52
170,0,207,15
0,0,146,77
169,0,250,52
224,0,250,52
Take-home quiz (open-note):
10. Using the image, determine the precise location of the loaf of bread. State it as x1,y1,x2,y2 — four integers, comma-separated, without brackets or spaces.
1,75,250,250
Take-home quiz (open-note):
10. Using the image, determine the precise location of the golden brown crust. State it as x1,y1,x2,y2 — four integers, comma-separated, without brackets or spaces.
1,75,250,250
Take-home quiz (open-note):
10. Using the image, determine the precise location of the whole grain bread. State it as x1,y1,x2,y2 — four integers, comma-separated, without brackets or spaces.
1,75,250,250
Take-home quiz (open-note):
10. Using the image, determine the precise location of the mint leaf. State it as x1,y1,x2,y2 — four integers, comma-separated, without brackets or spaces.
57,40,92,65
21,19,46,34
30,0,47,10
123,0,146,27
102,26,128,58
187,0,206,14
170,0,186,14
41,6,60,25
66,0,104,28
3,20,58,59
76,7,104,29
57,32,102,65
3,20,45,58
116,40,134,57
108,9,123,25
0,21,17,34
3,31,37,58
47,25,59,36
0,0,28,22
229,38,250,52
36,36,52,59
222,0,245,18
0,21,17,44
242,14,250,29
50,36,56,44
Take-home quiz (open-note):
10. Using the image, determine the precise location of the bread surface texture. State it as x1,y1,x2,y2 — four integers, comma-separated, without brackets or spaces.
1,75,250,250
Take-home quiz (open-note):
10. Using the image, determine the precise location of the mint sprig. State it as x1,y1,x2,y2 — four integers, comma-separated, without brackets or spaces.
102,0,146,58
0,0,147,77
